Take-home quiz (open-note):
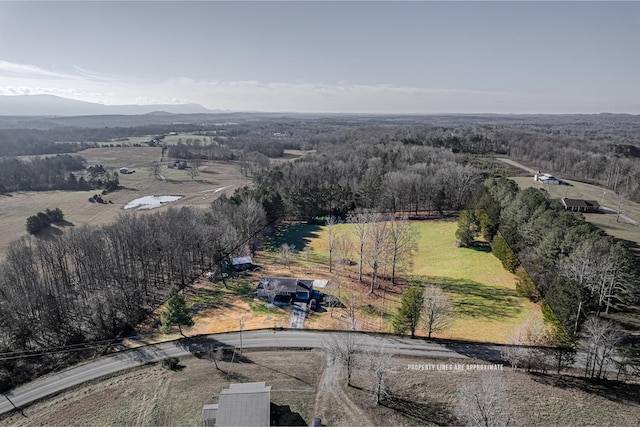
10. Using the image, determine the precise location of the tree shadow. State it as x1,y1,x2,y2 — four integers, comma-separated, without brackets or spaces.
268,224,322,251
528,372,640,405
33,226,63,239
175,338,253,364
56,219,75,227
419,276,523,320
380,395,458,426
468,241,491,252
247,358,314,386
271,402,308,426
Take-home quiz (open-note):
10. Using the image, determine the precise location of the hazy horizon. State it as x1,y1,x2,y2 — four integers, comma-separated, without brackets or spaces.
1,1,639,114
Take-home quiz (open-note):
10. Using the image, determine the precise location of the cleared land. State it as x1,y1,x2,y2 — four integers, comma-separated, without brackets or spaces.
497,157,640,246
3,351,638,427
139,220,541,346
304,220,541,343
0,145,251,258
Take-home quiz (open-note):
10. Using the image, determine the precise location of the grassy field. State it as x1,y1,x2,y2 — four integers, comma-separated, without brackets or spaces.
269,220,541,343
410,221,541,342
4,351,638,427
497,157,640,246
0,146,251,258
90,133,213,147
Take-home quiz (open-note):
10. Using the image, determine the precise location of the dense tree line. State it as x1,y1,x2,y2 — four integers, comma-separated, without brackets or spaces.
0,124,214,156
0,195,266,392
0,155,87,193
472,177,640,337
3,114,640,201
252,140,482,219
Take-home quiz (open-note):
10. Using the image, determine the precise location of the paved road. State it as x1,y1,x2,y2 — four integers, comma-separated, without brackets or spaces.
0,329,507,416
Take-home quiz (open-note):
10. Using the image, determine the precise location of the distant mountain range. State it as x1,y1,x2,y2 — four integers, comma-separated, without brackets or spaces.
0,94,218,116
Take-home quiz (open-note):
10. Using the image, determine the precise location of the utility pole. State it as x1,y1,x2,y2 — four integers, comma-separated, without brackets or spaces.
239,317,244,357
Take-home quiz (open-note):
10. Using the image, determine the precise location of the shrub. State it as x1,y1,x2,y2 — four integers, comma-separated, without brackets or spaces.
26,215,46,234
45,208,64,223
162,357,180,370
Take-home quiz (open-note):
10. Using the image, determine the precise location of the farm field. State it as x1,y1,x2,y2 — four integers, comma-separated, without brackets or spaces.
0,145,251,258
3,350,638,427
497,157,640,246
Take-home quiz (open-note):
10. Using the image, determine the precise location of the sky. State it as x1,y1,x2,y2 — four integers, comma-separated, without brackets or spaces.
0,1,639,114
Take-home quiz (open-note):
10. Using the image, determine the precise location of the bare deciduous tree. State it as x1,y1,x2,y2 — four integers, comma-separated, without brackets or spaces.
456,373,513,427
326,215,338,273
367,214,390,293
324,331,362,387
501,318,550,372
366,345,394,405
387,221,418,285
422,285,454,338
348,211,372,283
278,243,295,269
342,293,361,331
581,315,622,379
149,161,161,180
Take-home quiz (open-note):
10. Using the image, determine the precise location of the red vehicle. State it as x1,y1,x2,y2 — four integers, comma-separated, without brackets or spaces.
309,299,317,311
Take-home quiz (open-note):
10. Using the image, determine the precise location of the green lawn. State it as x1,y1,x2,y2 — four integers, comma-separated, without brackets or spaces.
275,220,542,343
410,220,541,342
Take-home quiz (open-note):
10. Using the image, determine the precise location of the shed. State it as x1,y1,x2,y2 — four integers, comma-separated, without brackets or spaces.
534,172,561,185
232,256,253,271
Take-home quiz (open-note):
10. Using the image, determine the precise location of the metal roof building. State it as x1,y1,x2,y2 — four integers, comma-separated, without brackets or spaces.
202,382,271,427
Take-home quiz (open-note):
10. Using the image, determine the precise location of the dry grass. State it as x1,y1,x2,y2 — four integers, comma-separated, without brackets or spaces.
4,351,639,427
1,350,324,427
349,354,640,427
0,146,250,258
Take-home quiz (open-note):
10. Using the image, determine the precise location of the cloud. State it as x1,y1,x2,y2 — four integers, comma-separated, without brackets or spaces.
1,68,634,113
72,64,128,82
0,60,80,80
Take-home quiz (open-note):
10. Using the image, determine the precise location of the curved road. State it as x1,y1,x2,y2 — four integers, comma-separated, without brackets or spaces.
0,329,507,416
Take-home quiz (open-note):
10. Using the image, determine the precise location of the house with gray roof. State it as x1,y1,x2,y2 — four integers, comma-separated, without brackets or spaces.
257,277,314,302
561,197,601,213
202,382,271,427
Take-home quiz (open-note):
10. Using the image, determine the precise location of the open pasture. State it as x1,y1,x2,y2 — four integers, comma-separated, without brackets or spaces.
268,220,541,344
0,145,250,258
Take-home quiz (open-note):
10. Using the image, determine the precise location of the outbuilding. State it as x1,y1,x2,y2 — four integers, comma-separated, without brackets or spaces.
561,198,600,213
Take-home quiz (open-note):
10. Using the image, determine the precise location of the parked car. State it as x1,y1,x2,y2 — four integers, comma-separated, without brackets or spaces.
309,299,317,311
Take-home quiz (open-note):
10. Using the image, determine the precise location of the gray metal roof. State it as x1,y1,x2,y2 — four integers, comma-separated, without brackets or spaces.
258,277,314,292
202,404,219,425
215,382,271,427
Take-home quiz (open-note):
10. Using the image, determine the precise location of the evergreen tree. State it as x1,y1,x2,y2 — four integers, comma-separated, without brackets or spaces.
392,285,424,338
455,210,479,247
160,292,194,337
